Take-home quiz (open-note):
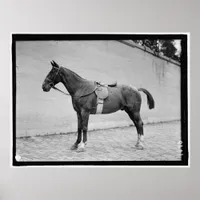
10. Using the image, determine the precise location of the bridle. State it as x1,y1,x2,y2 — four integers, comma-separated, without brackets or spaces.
45,66,97,98
45,66,71,96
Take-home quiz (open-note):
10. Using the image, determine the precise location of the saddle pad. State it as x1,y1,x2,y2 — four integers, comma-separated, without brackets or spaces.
95,86,109,99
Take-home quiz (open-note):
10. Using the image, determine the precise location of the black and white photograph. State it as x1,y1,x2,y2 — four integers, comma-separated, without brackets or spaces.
2,0,199,199
13,34,188,166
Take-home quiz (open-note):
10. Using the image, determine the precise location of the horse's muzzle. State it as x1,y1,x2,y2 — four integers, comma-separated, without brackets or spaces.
42,82,51,92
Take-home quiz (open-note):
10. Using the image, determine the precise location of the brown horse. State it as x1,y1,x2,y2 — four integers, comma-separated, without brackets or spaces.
42,60,155,152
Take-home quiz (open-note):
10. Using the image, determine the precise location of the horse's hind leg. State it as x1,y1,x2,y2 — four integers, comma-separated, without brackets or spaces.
133,112,144,149
125,109,144,149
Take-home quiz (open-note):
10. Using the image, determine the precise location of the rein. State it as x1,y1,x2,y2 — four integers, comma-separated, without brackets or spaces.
52,85,98,98
52,86,71,96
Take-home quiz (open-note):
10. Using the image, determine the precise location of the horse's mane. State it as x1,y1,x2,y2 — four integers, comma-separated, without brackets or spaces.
52,60,86,81
63,66,87,81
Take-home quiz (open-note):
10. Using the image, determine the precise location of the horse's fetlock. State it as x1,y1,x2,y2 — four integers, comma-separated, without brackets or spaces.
83,127,88,132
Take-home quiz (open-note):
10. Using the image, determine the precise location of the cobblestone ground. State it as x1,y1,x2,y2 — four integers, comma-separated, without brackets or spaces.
16,121,181,161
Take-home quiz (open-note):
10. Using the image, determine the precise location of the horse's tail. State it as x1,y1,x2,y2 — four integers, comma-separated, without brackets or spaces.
138,88,155,109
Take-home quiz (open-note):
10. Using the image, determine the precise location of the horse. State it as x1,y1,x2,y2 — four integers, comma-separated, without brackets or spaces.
42,60,155,152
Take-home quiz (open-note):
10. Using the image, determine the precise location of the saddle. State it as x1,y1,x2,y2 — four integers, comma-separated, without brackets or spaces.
94,81,117,114
95,81,117,99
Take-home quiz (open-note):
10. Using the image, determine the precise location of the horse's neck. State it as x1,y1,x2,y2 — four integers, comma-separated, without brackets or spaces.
60,68,87,95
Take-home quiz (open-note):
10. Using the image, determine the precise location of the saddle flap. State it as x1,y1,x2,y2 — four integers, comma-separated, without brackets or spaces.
95,86,109,99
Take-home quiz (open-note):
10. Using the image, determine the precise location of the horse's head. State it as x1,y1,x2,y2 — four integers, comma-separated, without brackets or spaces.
42,60,62,92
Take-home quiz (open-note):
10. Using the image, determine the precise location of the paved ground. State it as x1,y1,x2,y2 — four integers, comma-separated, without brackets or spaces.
16,121,181,161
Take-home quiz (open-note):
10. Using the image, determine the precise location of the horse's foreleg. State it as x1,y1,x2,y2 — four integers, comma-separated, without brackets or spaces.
77,110,90,152
71,113,82,150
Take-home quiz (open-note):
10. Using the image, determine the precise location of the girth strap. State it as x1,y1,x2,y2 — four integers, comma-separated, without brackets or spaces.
96,98,104,114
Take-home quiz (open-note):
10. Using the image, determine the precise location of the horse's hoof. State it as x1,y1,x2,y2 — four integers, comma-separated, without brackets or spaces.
76,147,86,152
135,143,140,147
70,144,78,150
136,145,144,150
135,142,144,150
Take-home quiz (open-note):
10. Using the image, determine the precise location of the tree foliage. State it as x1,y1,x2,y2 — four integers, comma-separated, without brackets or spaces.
133,39,181,62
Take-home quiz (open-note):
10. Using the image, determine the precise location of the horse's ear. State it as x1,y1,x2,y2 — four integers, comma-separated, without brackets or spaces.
52,60,59,68
50,61,54,67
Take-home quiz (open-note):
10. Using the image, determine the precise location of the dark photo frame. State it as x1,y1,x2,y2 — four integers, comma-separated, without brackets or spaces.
12,34,188,166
